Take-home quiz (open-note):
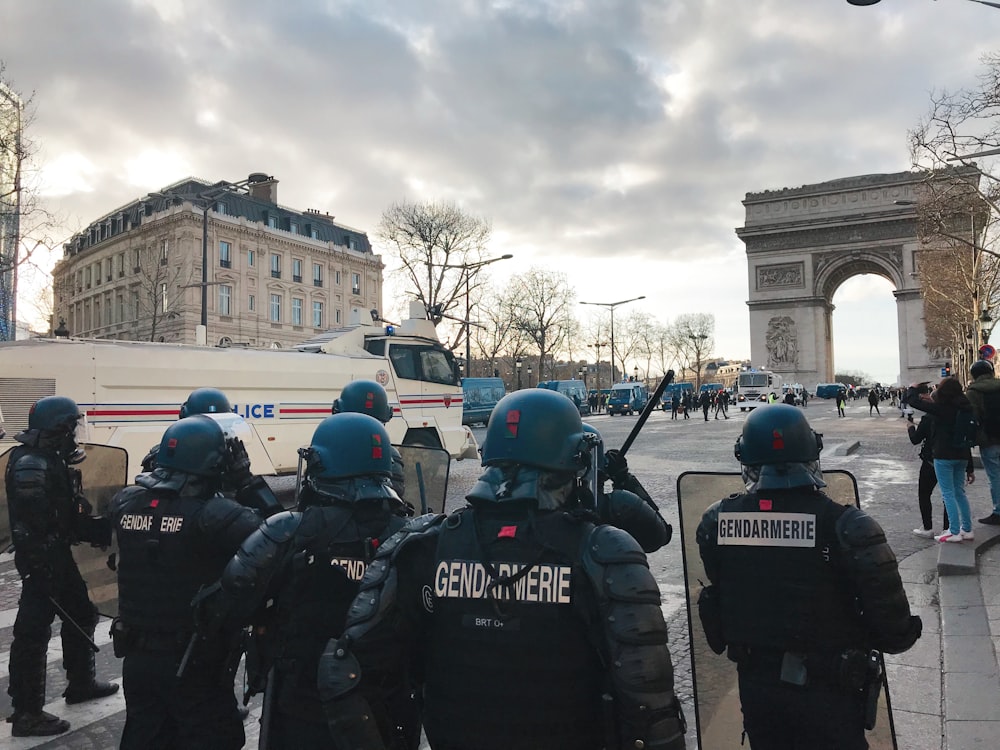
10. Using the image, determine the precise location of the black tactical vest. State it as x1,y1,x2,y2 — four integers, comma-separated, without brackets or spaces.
6,445,75,541
271,502,406,719
716,490,864,654
422,506,605,750
112,486,239,633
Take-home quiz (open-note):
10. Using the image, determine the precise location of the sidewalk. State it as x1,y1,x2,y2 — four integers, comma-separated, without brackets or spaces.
888,525,1000,749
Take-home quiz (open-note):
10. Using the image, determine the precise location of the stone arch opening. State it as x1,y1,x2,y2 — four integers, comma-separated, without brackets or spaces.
737,172,941,387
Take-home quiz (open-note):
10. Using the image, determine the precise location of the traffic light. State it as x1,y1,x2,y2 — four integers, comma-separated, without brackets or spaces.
945,362,952,376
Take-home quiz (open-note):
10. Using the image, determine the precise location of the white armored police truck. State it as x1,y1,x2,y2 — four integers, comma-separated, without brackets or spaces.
0,301,478,478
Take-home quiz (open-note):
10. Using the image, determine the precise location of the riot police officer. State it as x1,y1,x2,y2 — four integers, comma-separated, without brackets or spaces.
581,422,672,552
332,379,407,504
195,412,413,749
696,404,922,750
316,388,687,750
5,396,119,737
142,387,281,517
109,415,263,750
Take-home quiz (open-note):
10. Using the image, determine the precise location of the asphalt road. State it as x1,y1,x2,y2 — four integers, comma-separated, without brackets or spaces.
0,396,950,748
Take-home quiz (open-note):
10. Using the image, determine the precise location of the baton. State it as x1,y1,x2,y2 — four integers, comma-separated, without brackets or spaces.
618,370,675,458
415,461,429,514
47,595,100,653
176,632,198,679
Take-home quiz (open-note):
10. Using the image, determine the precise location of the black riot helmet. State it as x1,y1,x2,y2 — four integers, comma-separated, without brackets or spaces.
971,360,995,379
481,389,589,474
331,379,393,423
734,404,825,491
155,415,228,477
28,396,82,433
178,387,232,419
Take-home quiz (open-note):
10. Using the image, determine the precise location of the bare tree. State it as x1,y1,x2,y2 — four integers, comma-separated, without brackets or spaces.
470,280,530,378
909,52,1000,368
617,309,659,382
377,200,492,353
129,242,195,341
669,313,716,388
1,64,63,339
506,268,576,382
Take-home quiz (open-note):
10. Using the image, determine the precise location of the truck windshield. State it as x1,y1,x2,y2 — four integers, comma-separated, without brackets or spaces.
389,344,460,385
740,373,769,388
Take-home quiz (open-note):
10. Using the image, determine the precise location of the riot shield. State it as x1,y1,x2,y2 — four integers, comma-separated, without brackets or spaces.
676,470,897,750
0,445,127,618
396,445,451,514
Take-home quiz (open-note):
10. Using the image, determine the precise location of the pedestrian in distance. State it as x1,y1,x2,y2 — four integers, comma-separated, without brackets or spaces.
315,388,688,750
5,396,119,737
906,377,976,543
671,392,680,420
696,405,922,750
965,359,1000,526
801,389,809,408
782,391,796,406
906,383,952,538
193,413,415,749
836,389,847,418
715,389,730,419
701,389,712,421
868,389,881,416
682,391,692,419
108,416,265,750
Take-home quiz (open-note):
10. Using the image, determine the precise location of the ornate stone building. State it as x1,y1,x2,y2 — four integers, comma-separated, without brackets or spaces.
52,174,383,348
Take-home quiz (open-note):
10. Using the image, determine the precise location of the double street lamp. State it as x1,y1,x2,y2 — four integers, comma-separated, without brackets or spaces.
516,357,523,390
579,296,645,384
441,254,513,375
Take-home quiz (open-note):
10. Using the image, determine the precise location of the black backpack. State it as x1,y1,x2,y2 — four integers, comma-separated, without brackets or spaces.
981,390,1000,441
952,407,979,450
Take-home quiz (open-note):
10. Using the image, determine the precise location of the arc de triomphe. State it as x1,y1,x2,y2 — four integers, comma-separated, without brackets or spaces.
736,171,942,388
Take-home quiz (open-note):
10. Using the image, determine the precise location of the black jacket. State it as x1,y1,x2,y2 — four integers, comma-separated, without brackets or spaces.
908,393,974,461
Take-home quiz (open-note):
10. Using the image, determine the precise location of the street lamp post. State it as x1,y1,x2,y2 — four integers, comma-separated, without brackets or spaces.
589,340,608,395
633,366,639,384
579,296,645,385
441,254,513,377
516,357,523,390
579,367,586,386
527,365,533,388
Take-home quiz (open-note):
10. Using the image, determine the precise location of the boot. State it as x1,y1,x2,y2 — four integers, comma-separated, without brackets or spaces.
63,679,119,705
11,710,70,737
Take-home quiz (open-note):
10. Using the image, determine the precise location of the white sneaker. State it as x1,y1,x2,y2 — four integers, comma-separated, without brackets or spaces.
962,530,976,541
935,532,966,543
912,528,935,538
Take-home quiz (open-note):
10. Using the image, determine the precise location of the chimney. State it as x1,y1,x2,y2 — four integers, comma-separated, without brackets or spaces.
248,174,278,204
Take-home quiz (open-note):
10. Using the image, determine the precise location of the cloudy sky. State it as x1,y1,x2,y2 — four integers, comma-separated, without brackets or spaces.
3,0,1000,384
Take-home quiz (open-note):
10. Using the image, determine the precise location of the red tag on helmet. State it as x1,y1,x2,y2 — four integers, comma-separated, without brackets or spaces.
505,409,520,438
498,525,517,538
167,438,178,449
771,429,784,451
371,433,383,459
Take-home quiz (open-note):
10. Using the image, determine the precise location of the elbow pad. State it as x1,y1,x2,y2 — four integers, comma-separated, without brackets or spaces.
602,489,671,553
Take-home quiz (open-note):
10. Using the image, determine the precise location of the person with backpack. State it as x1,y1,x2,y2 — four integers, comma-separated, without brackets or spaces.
906,383,955,538
965,359,1000,526
907,377,976,542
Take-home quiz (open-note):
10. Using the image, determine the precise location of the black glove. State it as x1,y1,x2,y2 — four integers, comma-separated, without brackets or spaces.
78,516,113,548
604,449,628,484
192,581,233,637
74,494,93,517
225,437,254,488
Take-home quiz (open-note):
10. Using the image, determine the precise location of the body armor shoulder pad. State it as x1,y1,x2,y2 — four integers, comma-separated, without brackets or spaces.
198,495,260,533
110,485,149,516
584,524,648,566
10,450,54,475
835,505,885,549
258,509,307,544
368,512,443,565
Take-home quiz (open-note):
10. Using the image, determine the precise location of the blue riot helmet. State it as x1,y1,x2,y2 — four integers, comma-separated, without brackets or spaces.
155,415,228,477
331,379,393,423
28,396,81,433
299,413,397,505
734,404,825,491
179,387,232,419
481,389,589,475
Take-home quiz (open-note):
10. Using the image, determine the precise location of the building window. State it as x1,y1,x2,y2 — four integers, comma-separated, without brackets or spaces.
348,236,357,251
215,201,227,214
161,283,169,312
310,226,319,239
117,252,125,278
352,273,361,295
85,266,92,288
335,270,341,286
312,301,323,328
270,253,281,279
132,291,139,321
133,248,141,272
219,285,232,316
313,263,323,287
160,239,169,265
290,220,299,234
220,241,232,268
292,297,302,326
335,309,341,324
248,249,255,267
270,294,281,322
117,294,125,323
267,215,278,229
105,259,112,282
248,294,255,312
292,258,302,282
93,263,101,287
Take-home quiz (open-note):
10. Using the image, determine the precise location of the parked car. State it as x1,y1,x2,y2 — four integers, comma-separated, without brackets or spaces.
461,377,507,426
536,379,591,416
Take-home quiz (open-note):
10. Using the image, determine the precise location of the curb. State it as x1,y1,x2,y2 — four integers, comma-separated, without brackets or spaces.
937,525,1000,575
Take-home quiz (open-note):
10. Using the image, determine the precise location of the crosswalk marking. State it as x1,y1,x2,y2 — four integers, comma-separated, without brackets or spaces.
0,620,114,680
